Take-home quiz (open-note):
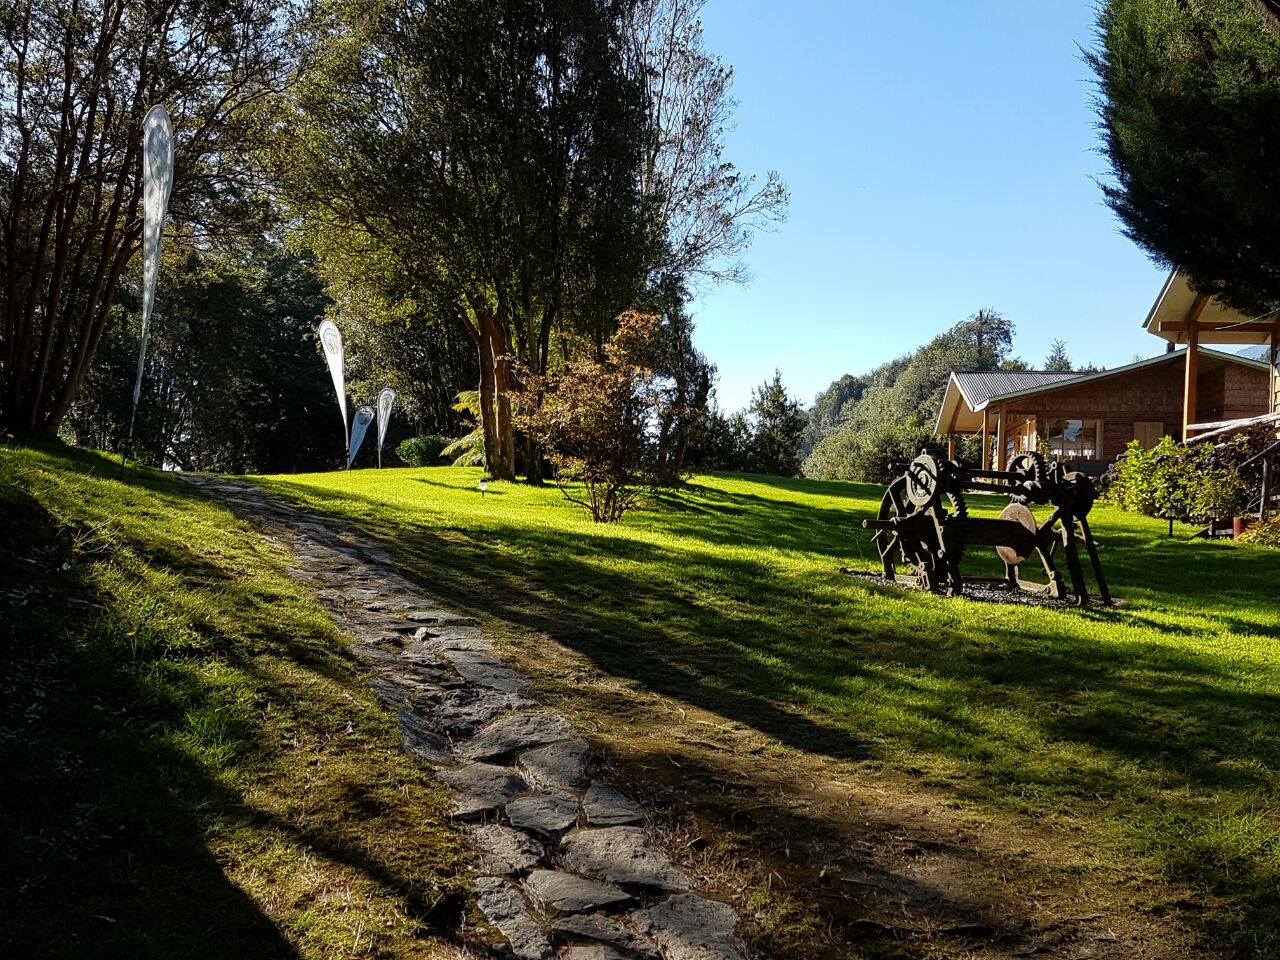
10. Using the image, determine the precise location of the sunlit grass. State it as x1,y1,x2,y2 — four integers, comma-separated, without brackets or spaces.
255,463,1280,953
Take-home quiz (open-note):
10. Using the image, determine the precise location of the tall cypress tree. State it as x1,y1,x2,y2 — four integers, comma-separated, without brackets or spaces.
1090,0,1280,315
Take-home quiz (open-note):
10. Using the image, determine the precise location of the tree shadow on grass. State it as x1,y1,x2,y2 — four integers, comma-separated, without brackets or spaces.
0,482,300,960
246,472,1280,955
256,478,1280,799
601,738,1123,960
2,448,468,959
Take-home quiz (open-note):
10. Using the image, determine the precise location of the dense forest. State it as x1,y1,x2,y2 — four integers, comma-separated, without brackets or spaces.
0,0,786,476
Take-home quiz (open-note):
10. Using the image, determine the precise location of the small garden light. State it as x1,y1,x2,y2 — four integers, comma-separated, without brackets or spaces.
479,478,488,498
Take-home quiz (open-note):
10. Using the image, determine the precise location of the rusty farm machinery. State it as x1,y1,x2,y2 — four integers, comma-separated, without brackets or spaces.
862,452,1111,606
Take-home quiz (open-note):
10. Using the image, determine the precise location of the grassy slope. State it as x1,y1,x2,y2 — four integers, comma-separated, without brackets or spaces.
253,465,1280,954
0,445,468,960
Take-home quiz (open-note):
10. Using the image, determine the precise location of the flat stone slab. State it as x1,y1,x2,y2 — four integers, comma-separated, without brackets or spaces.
507,790,580,840
553,914,661,959
438,763,529,818
519,739,590,789
460,711,577,760
472,824,545,874
525,870,630,914
582,783,644,826
633,894,743,960
438,649,527,692
474,876,553,960
559,946,629,960
407,609,477,625
418,686,532,737
398,651,456,681
397,710,452,763
417,634,493,653
413,625,491,651
559,827,688,891
369,674,440,708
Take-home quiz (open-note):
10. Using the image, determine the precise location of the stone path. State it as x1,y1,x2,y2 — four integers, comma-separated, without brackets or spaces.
180,475,746,960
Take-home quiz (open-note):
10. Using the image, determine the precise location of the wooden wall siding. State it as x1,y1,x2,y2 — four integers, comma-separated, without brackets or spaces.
1218,365,1270,419
1197,365,1270,420
1198,367,1225,419
1016,363,1184,417
1011,361,1268,423
1104,420,1141,458
988,359,1270,459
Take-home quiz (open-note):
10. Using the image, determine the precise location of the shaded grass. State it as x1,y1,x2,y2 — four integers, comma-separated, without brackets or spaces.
0,444,469,959
253,465,1280,957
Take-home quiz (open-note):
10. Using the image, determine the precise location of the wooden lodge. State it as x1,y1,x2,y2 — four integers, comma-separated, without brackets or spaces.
934,349,1272,472
934,269,1280,470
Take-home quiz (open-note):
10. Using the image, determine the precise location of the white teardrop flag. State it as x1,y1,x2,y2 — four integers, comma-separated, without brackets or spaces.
318,319,348,444
130,105,174,414
347,405,375,469
376,387,396,468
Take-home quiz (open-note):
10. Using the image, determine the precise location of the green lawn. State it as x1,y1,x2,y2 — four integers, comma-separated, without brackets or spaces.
251,464,1280,956
1,445,468,960
7,446,1280,957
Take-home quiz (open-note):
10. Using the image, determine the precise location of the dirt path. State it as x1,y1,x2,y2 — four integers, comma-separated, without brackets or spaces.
182,475,749,960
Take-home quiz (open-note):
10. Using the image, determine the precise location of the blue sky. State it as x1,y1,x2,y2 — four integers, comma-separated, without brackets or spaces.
692,1,1169,412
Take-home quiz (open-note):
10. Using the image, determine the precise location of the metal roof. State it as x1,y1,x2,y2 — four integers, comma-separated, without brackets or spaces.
951,370,1083,411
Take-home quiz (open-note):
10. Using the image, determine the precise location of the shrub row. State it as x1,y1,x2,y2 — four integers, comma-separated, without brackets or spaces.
1102,428,1274,523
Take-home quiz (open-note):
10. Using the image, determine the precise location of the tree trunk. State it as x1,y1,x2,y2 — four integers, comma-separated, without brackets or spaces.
474,310,515,480
492,339,517,480
475,317,502,475
523,434,544,484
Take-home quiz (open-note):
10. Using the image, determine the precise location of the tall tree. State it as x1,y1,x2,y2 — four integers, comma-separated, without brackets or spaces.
286,0,651,480
625,0,788,286
0,0,290,438
1044,339,1073,372
1090,0,1280,315
316,241,478,441
747,370,807,477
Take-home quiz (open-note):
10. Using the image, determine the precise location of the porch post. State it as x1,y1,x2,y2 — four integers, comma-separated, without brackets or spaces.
996,405,1007,472
947,435,956,460
981,410,990,470
1182,295,1207,439
1271,328,1279,415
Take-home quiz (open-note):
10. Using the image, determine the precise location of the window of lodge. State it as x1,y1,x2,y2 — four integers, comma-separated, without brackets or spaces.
1044,419,1101,460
